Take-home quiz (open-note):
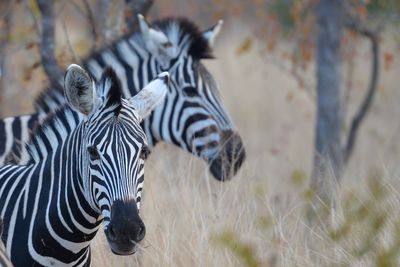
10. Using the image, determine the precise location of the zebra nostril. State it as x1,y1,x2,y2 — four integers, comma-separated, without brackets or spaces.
157,72,169,84
136,224,146,242
107,225,117,241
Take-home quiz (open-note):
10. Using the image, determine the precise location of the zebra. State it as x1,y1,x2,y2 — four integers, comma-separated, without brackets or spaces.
1,15,245,181
0,64,169,266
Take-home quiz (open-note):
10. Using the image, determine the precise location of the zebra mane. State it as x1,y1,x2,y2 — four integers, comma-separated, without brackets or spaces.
153,17,214,59
26,104,81,162
34,82,64,114
84,16,213,64
99,67,123,115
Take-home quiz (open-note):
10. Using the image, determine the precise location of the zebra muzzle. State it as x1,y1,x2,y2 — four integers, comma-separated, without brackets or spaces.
105,199,146,255
208,130,246,181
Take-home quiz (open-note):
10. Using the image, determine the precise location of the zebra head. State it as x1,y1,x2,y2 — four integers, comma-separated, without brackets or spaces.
64,64,168,255
139,16,246,181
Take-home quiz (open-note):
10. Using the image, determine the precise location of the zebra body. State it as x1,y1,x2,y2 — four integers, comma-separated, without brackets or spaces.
1,16,245,181
0,65,168,266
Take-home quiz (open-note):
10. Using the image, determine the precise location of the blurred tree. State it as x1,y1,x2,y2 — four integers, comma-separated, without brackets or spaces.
311,0,382,207
255,0,385,208
310,0,344,204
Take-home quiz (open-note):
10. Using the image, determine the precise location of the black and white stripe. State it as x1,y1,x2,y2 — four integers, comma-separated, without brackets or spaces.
2,16,245,181
0,65,168,266
0,114,39,164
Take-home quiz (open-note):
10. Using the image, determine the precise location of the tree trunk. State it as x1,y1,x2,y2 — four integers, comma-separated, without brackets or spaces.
311,0,344,204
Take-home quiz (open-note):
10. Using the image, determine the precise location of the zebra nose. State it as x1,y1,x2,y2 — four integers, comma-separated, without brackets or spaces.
107,220,145,243
208,130,246,181
107,199,146,243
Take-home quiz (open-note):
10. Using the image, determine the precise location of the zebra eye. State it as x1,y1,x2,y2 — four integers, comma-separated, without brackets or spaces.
183,87,198,97
87,146,100,161
140,146,150,160
162,41,173,48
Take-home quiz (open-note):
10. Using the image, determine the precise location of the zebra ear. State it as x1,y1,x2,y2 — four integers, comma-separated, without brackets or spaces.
202,20,223,47
129,72,169,119
138,14,176,63
64,64,97,116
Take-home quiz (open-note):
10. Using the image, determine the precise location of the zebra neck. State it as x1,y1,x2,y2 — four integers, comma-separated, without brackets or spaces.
31,127,101,265
28,119,102,265
54,124,102,228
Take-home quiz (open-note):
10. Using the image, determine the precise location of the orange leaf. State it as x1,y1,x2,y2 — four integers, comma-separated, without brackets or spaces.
236,38,253,55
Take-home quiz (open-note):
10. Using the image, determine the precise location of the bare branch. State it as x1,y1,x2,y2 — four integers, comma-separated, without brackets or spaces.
81,0,98,50
25,0,41,35
124,0,154,31
61,20,78,63
69,0,87,18
343,17,381,164
0,1,13,116
36,0,63,87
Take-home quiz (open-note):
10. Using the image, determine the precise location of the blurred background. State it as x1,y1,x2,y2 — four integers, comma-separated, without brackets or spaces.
0,0,400,266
